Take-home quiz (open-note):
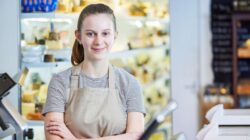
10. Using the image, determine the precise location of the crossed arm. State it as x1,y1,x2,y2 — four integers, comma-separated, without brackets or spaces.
44,112,144,140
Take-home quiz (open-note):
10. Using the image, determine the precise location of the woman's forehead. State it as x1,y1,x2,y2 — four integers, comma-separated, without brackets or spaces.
81,14,114,30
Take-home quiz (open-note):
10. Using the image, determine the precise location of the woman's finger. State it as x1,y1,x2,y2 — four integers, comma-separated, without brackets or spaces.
46,125,60,131
49,130,64,138
46,121,60,127
49,119,63,123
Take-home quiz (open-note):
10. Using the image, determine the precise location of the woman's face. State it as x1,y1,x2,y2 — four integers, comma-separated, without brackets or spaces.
76,13,117,61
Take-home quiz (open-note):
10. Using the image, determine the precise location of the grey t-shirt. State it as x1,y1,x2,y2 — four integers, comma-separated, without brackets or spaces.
42,66,146,116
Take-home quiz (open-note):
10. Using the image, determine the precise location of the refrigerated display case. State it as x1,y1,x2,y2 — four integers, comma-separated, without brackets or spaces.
20,0,171,139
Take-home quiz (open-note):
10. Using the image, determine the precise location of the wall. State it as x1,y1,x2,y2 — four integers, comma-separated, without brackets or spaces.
170,0,200,138
199,0,213,88
170,0,213,139
0,1,20,108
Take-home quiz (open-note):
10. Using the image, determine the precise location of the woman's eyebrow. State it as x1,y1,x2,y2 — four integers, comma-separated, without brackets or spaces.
103,29,111,31
84,29,95,32
84,29,111,32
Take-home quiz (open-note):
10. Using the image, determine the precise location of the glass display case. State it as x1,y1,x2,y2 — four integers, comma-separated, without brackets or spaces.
20,0,170,139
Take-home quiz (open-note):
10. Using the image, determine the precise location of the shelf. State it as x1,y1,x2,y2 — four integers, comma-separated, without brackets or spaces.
27,120,44,126
21,12,80,19
21,45,168,68
22,61,71,68
21,12,169,24
121,15,170,23
233,13,250,107
110,45,169,59
238,56,250,59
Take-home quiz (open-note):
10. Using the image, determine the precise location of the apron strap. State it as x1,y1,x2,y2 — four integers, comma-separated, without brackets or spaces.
70,64,82,89
70,64,115,89
108,65,115,89
67,64,82,103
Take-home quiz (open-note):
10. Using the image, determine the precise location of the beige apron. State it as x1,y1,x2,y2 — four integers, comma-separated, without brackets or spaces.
64,64,127,138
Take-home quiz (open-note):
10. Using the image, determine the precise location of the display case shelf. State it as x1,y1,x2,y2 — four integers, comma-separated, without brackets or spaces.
110,45,169,59
120,15,170,23
22,45,169,68
21,12,169,23
22,61,71,68
21,12,80,19
27,120,44,126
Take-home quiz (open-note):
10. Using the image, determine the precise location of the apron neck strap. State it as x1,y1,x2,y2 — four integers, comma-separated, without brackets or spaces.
70,64,82,89
108,65,115,89
71,63,115,89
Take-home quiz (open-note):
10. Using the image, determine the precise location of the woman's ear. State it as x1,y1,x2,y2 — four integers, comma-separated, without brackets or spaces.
75,30,81,44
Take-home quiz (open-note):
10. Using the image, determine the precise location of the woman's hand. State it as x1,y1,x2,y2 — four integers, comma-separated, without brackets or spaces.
46,119,77,139
130,132,142,140
114,133,142,140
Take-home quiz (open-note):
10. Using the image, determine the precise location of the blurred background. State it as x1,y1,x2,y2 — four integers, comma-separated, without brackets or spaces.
1,0,250,140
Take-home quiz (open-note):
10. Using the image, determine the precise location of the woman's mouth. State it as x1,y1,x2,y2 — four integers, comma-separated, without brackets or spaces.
92,47,105,53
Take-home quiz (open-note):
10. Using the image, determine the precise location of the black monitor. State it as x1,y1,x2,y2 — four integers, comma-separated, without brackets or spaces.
0,73,16,99
140,101,177,140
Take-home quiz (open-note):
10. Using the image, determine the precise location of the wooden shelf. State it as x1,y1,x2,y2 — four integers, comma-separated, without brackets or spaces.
238,56,250,59
232,13,250,107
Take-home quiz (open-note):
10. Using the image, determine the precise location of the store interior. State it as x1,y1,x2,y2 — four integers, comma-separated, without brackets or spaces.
1,0,250,140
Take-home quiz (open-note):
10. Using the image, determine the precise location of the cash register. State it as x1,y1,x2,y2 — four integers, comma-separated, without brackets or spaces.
0,70,34,140
197,104,250,140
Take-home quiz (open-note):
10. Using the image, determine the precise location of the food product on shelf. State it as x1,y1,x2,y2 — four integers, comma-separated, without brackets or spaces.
21,0,40,13
44,54,55,62
127,2,149,17
56,0,114,13
40,0,58,12
238,38,250,58
21,72,48,119
21,0,58,13
72,0,86,12
46,22,64,50
46,40,63,50
26,112,43,120
22,90,36,103
237,79,250,94
57,0,72,12
38,85,48,103
21,45,46,63
22,102,35,119
119,0,169,18
128,26,169,49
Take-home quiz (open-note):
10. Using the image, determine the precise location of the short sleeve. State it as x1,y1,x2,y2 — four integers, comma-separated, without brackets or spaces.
126,77,146,116
42,74,67,115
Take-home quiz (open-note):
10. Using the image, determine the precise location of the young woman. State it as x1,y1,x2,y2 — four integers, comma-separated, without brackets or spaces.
43,3,145,140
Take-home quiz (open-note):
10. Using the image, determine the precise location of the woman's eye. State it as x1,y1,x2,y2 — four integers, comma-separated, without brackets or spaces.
86,32,94,37
102,32,110,37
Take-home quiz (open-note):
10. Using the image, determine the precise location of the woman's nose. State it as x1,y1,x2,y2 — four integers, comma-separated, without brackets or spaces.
94,34,103,45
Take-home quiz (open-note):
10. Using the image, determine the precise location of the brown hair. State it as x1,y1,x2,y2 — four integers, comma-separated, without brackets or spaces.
71,3,117,66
